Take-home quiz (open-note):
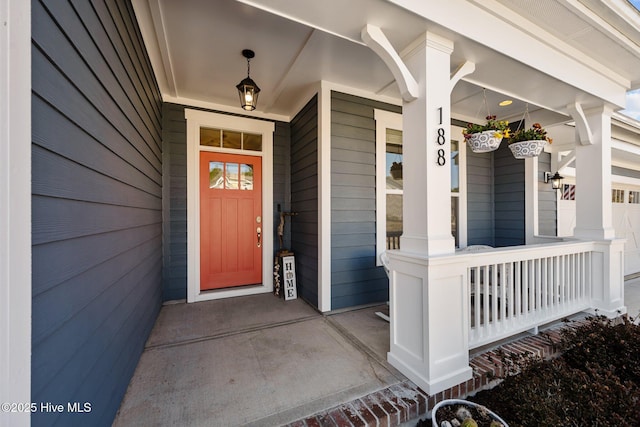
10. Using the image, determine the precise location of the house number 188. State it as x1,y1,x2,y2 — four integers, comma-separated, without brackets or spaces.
436,107,446,166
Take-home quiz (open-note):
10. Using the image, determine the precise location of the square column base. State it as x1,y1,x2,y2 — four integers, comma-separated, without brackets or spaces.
386,250,471,395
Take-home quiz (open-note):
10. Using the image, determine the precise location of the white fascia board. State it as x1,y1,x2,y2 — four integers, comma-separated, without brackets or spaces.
388,0,629,106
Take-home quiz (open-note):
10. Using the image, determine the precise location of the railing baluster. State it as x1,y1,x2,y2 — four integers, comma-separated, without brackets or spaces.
465,244,596,350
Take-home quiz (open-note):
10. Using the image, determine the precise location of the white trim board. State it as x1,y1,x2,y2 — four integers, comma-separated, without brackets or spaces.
1,1,31,426
185,109,275,302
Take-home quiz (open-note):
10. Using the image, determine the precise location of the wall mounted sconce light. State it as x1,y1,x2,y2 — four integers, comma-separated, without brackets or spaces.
544,171,564,190
236,49,260,111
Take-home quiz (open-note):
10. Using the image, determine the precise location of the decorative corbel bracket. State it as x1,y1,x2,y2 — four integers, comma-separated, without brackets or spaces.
566,102,593,145
361,24,418,102
450,61,475,94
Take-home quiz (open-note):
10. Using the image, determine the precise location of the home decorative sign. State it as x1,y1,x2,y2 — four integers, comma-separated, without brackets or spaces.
281,255,297,300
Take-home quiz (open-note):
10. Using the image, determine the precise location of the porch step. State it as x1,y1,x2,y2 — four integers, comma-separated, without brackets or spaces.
285,325,563,426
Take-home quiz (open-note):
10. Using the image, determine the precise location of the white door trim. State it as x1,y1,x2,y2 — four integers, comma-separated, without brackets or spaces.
185,109,274,302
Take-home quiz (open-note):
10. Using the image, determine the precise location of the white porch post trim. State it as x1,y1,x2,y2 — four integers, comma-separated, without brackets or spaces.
570,104,626,316
400,32,456,256
384,32,471,395
1,0,31,425
525,156,539,242
573,105,616,240
317,82,332,312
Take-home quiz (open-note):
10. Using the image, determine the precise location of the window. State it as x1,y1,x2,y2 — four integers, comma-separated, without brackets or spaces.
375,110,466,264
630,191,640,204
385,129,403,250
200,127,262,151
612,188,625,203
451,139,460,247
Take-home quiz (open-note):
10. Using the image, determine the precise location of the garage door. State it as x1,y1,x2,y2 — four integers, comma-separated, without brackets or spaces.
558,184,640,276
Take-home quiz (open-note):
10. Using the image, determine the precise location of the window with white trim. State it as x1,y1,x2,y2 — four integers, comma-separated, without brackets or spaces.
375,110,466,264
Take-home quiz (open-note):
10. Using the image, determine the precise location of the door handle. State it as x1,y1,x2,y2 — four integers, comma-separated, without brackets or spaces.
256,227,261,247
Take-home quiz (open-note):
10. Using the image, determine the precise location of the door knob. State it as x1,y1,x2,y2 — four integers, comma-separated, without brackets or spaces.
256,227,261,247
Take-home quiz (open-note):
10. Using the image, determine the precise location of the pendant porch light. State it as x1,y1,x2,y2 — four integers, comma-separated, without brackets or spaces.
236,49,260,111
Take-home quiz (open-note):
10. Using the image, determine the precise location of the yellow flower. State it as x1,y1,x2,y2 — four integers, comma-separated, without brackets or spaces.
494,132,503,139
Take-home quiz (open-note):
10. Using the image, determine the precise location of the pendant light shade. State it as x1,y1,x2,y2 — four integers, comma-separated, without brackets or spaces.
236,49,260,111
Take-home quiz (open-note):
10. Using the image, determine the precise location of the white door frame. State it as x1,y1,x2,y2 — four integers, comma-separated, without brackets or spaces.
185,109,274,302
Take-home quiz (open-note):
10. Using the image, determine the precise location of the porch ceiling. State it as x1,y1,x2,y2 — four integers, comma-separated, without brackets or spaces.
133,0,640,123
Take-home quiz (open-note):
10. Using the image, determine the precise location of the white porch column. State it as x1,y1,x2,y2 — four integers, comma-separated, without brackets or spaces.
571,105,626,316
400,32,456,256
573,105,615,240
386,32,471,395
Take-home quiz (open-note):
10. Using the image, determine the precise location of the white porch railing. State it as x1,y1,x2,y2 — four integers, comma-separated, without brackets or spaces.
462,241,594,349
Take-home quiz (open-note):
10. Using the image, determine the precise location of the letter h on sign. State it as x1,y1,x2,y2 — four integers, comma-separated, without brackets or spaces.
281,255,297,301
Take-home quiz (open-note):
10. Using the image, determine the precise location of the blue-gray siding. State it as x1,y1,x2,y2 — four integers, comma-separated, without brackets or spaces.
330,92,401,309
161,104,290,300
290,96,320,306
466,146,495,246
31,0,162,426
493,141,526,246
538,151,557,236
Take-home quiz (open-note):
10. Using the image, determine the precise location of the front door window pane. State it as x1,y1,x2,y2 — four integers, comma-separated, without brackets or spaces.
226,163,239,189
240,164,254,190
209,161,224,189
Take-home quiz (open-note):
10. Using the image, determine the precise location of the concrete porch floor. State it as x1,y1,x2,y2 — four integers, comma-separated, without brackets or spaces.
113,279,640,427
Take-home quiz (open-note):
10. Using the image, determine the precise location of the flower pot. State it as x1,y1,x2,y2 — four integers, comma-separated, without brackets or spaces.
431,399,509,427
390,163,402,180
466,130,502,153
508,140,546,159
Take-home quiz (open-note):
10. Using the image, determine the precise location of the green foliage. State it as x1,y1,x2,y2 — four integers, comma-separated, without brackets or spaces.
471,315,640,426
507,122,552,144
462,115,510,140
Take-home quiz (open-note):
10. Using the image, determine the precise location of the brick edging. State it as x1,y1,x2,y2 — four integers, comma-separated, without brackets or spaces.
286,329,562,426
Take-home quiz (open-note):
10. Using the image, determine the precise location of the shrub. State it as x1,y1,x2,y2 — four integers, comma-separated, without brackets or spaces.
470,315,640,426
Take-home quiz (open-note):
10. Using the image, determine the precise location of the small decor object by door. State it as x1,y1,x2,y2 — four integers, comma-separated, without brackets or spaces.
281,255,297,301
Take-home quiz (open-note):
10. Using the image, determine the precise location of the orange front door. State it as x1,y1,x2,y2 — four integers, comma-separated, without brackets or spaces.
200,152,262,290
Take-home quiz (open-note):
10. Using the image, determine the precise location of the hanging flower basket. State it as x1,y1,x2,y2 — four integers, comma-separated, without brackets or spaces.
506,122,552,159
466,130,503,153
508,139,546,159
462,114,509,154
431,399,509,427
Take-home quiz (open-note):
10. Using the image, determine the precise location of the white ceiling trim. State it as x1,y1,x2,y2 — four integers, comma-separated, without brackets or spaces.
164,95,290,122
131,0,176,97
390,0,629,106
564,0,640,59
262,28,316,113
469,0,629,89
235,0,366,45
147,0,177,98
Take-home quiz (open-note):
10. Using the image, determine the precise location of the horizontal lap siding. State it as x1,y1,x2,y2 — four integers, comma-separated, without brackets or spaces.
538,152,557,236
291,96,319,306
162,103,188,300
494,142,525,246
161,104,289,300
466,146,494,245
330,92,400,309
31,1,162,426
